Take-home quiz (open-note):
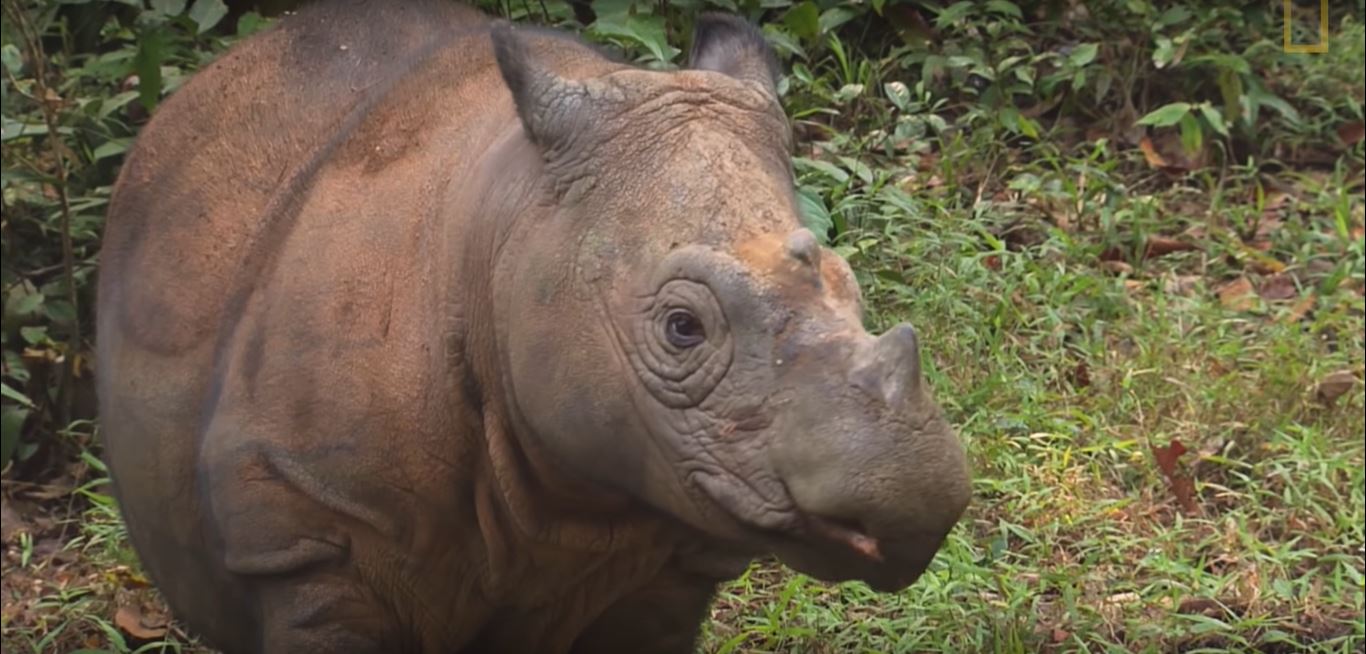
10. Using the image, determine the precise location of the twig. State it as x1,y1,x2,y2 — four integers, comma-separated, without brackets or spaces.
3,0,83,428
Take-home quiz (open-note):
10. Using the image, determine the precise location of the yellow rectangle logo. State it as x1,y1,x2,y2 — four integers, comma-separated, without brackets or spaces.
1284,0,1329,53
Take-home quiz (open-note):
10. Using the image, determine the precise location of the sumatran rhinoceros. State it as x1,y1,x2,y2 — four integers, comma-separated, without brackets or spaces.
95,1,971,652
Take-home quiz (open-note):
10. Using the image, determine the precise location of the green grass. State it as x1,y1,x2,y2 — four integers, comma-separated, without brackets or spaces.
3,3,1364,654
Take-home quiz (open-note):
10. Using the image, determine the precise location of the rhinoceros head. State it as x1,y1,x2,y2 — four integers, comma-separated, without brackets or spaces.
486,15,969,592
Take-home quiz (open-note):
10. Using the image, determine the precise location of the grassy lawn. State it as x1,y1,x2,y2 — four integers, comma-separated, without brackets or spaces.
2,2,1364,653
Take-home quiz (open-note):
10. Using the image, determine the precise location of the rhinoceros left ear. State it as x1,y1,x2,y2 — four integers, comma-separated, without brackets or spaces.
491,22,593,151
687,13,780,97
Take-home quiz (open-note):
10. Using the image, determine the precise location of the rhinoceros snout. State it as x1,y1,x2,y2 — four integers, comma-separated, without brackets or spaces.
768,324,970,590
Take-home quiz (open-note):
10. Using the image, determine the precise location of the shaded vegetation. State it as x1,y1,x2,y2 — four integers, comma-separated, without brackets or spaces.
2,0,1363,652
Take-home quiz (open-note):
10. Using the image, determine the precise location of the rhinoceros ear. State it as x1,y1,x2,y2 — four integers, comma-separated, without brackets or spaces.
687,13,780,97
491,22,591,151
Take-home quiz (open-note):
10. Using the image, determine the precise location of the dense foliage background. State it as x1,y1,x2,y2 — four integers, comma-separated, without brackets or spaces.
2,1,1363,652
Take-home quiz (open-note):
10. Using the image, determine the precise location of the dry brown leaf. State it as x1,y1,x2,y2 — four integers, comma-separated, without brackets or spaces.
1100,260,1133,275
1138,135,1171,169
115,605,168,641
1151,439,1198,515
1280,293,1317,324
1315,370,1360,406
1163,274,1202,296
1144,235,1201,258
1217,277,1257,311
1258,274,1298,301
1338,121,1365,146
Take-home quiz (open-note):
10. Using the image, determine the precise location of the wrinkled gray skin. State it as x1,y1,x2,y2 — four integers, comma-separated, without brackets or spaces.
95,2,970,652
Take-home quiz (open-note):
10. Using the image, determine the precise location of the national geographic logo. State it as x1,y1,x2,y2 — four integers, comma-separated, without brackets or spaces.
1283,0,1329,53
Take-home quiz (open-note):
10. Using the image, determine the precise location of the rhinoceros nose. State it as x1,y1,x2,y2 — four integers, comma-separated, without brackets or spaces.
848,323,923,409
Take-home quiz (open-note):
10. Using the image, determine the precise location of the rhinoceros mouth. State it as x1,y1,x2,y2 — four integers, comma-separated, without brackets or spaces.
688,470,885,564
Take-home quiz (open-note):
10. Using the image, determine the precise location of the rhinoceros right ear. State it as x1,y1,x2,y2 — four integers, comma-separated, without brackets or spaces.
687,13,780,97
491,22,590,151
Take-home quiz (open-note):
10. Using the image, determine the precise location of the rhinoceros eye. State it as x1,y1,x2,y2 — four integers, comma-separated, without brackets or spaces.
665,310,706,348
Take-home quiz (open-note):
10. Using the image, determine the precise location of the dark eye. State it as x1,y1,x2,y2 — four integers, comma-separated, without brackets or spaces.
665,310,705,348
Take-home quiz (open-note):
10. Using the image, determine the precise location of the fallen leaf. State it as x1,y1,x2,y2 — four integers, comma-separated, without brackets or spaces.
1151,439,1187,478
1177,597,1222,616
115,605,168,641
1279,293,1317,323
1138,135,1171,169
1123,279,1146,293
1100,260,1133,275
1145,236,1201,258
1071,360,1091,388
1338,121,1365,146
983,254,1001,271
1315,370,1359,406
1163,274,1202,296
1217,277,1257,311
1151,439,1198,515
1051,627,1071,643
1258,274,1298,301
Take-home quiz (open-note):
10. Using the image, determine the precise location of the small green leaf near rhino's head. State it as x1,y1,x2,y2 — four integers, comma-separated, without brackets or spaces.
489,15,969,594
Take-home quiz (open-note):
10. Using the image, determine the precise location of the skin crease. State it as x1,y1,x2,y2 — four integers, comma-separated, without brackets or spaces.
94,1,970,653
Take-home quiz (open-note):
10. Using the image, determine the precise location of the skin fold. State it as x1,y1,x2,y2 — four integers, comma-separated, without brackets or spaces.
95,1,971,652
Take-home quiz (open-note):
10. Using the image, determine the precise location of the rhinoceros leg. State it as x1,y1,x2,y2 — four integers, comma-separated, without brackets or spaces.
203,440,402,653
569,564,719,654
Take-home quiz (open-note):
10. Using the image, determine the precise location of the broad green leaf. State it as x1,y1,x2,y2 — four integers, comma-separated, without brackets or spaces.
0,44,21,76
817,7,857,34
1197,103,1229,137
884,81,910,111
188,0,229,34
984,0,1022,18
133,27,168,111
1136,102,1191,127
1178,111,1203,154
792,157,849,183
934,1,974,29
92,138,131,161
149,0,187,16
783,1,819,41
1,406,31,472
1068,43,1098,67
591,14,679,64
1,382,35,408
795,186,833,242
237,11,270,37
10,291,44,316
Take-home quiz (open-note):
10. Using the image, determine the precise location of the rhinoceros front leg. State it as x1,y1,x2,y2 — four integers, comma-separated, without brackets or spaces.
569,564,720,654
204,440,402,654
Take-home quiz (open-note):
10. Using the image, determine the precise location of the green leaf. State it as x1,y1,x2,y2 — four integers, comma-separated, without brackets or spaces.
984,0,1022,18
1197,103,1229,137
1,44,21,76
817,7,857,34
1136,102,1191,127
19,326,48,345
149,0,187,16
188,0,229,34
92,138,131,161
1178,111,1203,155
782,1,819,41
1,382,35,408
590,14,679,64
133,27,168,112
1,406,30,470
884,81,910,111
10,291,44,316
792,157,849,183
795,186,833,242
934,1,974,29
1068,43,1098,67
236,11,270,37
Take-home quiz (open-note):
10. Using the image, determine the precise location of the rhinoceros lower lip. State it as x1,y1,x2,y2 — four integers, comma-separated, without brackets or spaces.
690,472,883,563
